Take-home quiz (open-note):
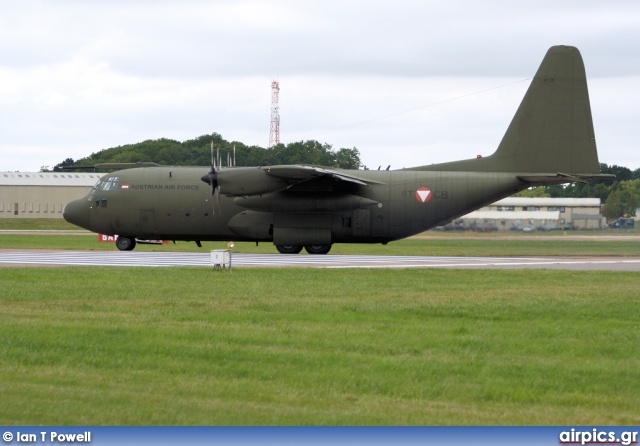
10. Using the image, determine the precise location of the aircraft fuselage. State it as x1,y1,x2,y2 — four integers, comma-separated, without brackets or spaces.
65,166,525,246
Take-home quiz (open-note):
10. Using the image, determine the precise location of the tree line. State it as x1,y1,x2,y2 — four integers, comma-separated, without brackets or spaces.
46,134,361,172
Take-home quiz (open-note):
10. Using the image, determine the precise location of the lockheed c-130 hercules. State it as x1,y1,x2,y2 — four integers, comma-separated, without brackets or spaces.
63,46,613,254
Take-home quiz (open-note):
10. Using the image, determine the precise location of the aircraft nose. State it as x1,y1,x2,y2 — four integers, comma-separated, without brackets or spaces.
63,198,91,231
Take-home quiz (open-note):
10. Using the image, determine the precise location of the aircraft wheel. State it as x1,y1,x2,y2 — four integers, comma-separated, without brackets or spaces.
116,236,137,251
275,244,303,254
304,245,331,255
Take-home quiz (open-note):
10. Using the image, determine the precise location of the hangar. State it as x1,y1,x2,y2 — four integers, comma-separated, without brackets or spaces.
1,172,99,218
458,197,605,231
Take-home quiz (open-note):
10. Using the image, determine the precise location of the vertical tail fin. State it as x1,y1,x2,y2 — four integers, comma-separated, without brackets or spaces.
421,46,605,177
491,45,600,174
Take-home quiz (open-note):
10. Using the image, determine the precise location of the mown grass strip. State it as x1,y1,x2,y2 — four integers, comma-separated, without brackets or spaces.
0,218,79,231
1,267,638,425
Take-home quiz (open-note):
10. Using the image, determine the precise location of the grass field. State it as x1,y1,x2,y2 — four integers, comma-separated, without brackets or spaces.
1,267,638,425
0,218,79,231
2,217,637,235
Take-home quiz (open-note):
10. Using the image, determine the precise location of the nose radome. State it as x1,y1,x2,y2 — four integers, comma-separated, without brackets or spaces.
63,198,91,231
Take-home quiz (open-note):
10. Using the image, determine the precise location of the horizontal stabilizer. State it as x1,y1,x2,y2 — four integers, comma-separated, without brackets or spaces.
518,173,616,185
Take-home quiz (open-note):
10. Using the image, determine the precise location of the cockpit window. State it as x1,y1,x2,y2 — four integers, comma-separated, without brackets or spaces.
95,177,120,191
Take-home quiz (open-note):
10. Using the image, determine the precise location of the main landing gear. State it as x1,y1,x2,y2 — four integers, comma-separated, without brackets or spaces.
114,238,331,254
275,245,332,255
115,236,136,251
275,245,303,254
304,245,331,255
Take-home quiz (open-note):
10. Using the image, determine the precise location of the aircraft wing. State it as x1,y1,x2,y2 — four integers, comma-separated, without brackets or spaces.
264,165,384,187
215,165,383,197
518,173,616,185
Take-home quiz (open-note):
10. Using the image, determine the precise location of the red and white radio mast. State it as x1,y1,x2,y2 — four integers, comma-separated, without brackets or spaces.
268,80,280,148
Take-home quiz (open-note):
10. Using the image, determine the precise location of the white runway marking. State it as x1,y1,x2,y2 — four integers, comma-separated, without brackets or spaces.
1,250,639,271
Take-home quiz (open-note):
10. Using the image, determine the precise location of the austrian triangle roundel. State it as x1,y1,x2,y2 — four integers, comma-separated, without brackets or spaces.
415,187,432,203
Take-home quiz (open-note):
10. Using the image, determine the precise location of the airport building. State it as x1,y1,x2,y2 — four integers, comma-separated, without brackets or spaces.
0,172,99,218
457,197,605,231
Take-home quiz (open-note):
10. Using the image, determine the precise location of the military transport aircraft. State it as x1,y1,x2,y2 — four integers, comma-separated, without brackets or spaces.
63,46,613,254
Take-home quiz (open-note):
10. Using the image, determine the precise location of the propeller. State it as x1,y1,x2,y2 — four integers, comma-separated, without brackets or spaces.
200,141,239,215
201,140,221,215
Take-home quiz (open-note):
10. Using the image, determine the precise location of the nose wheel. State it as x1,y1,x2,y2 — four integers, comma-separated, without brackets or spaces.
116,237,137,251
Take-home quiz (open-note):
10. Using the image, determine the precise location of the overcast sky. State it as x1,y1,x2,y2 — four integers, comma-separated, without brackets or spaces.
1,0,639,172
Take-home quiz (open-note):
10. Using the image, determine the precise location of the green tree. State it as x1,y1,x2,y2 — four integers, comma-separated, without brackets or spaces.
577,182,611,201
600,163,632,184
602,179,640,219
268,141,336,166
334,147,361,169
513,186,550,198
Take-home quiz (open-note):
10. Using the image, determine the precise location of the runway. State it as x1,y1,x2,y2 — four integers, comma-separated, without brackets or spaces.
1,250,640,270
